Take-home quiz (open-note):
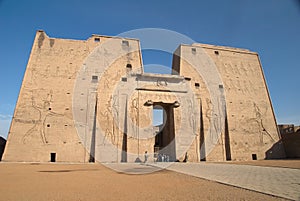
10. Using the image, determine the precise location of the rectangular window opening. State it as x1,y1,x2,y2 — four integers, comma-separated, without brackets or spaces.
195,83,200,88
252,154,257,160
191,48,196,54
94,37,100,42
92,75,98,82
122,40,129,46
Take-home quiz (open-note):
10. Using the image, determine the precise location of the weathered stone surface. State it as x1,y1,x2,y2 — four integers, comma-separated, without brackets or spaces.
2,31,285,163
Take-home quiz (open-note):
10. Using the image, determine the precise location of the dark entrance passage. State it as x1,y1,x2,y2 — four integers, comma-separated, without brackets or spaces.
153,103,176,162
50,152,56,162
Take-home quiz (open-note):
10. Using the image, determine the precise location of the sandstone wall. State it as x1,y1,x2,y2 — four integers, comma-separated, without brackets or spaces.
3,31,142,162
173,44,285,161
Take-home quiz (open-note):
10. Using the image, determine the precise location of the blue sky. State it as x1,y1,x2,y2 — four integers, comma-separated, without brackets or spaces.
0,0,299,139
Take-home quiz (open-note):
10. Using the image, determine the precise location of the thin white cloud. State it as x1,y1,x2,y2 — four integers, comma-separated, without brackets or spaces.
0,114,12,120
277,115,300,125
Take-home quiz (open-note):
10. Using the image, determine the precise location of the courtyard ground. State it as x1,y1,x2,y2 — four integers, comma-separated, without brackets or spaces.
0,160,298,201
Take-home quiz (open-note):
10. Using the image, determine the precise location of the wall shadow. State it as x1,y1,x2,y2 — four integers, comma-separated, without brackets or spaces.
89,97,97,163
199,103,206,161
121,100,128,162
39,169,100,173
265,139,286,159
224,115,231,161
0,137,6,161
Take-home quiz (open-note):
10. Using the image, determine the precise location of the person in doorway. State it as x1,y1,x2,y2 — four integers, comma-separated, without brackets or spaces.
183,152,188,162
144,151,149,163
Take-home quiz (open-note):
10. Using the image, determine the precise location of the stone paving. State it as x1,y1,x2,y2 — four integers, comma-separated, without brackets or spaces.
148,162,300,201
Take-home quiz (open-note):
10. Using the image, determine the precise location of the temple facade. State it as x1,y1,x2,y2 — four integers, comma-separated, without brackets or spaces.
2,31,285,163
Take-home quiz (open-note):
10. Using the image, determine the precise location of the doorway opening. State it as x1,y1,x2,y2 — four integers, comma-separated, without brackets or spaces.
153,103,176,162
153,107,164,127
50,153,56,162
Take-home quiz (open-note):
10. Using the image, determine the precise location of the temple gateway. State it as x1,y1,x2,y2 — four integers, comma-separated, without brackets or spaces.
2,31,285,163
